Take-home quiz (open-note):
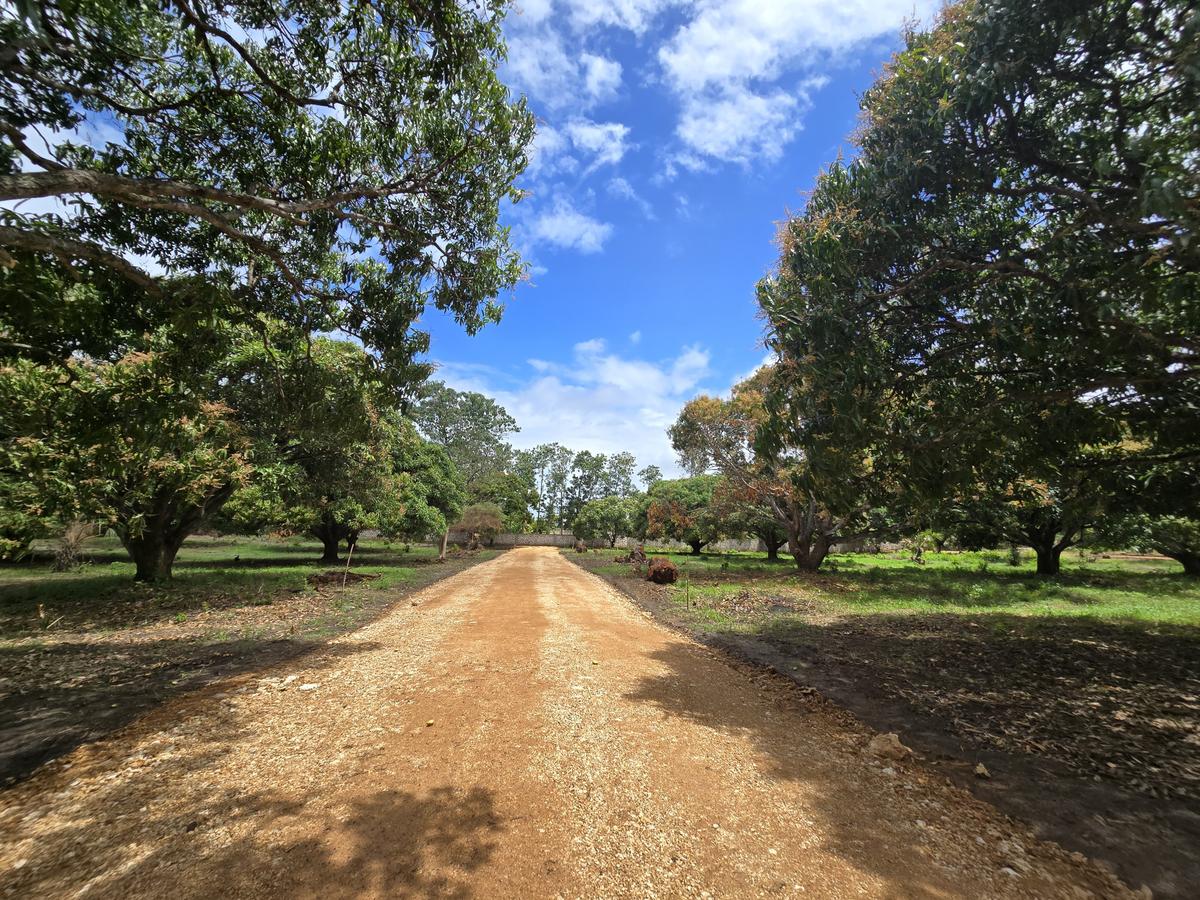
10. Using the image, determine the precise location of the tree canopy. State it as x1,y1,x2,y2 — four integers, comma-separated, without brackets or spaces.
644,475,722,556
1,0,533,379
757,0,1199,574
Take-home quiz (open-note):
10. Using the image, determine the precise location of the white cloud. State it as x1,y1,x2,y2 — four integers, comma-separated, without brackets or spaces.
675,83,809,164
629,330,642,345
657,0,936,166
607,176,654,219
659,0,928,95
581,54,623,102
525,122,577,181
514,0,555,24
565,119,631,172
504,29,622,111
529,199,613,253
433,339,715,473
561,0,679,35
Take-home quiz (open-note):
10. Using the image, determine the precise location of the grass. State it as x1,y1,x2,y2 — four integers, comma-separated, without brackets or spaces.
1,534,494,639
605,546,1200,629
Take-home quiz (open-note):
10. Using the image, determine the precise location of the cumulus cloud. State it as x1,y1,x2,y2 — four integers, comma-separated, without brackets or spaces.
434,339,715,473
561,0,680,35
528,199,613,253
504,28,622,111
657,0,937,167
565,119,631,171
525,122,579,183
659,0,928,94
674,81,825,165
581,53,623,101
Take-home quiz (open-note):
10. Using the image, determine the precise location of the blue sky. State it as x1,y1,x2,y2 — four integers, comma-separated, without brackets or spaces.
425,0,937,473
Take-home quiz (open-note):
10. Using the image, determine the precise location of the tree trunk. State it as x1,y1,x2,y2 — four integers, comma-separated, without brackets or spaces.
124,528,184,582
1168,552,1200,577
688,540,705,556
310,520,342,564
439,528,449,561
345,530,360,554
1034,543,1062,576
792,533,831,572
764,537,784,561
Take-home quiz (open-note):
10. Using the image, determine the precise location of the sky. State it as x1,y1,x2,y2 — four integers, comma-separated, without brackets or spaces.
424,0,938,474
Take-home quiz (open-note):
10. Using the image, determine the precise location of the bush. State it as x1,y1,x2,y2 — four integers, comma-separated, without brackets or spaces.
646,557,678,584
574,540,588,553
53,521,93,572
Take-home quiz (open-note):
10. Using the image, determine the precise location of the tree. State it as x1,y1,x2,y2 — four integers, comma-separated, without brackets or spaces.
757,1,1197,572
637,465,663,490
943,478,1105,576
1128,517,1200,577
413,382,518,483
709,479,788,562
0,341,249,581
1094,461,1200,576
455,503,504,548
412,380,518,549
644,476,722,555
565,450,608,527
603,452,638,498
516,443,575,530
220,332,408,564
472,470,537,533
671,367,879,571
390,419,466,551
1,0,534,379
573,496,636,548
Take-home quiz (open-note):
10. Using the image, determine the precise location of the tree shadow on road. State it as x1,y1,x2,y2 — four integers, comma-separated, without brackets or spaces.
1,672,503,899
624,617,1197,899
0,638,384,787
621,637,1139,898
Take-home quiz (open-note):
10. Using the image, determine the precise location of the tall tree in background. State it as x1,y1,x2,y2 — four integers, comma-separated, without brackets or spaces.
413,382,518,482
565,450,607,526
413,381,519,553
1,0,533,380
758,0,1198,571
637,465,663,490
516,443,575,531
603,452,638,498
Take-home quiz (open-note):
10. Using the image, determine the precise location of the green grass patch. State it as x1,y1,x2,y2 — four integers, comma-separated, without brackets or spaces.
589,546,1200,629
0,535,481,639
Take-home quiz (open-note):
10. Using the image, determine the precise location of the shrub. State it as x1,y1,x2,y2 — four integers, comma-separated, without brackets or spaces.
53,520,93,572
646,557,678,584
574,540,588,553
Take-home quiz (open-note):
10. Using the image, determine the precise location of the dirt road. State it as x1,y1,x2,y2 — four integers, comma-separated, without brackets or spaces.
0,548,1133,898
